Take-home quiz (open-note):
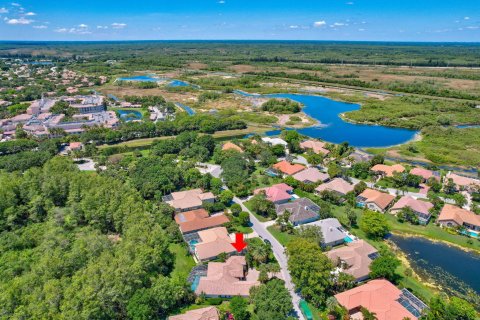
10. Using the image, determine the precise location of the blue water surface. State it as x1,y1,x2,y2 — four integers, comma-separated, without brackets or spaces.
117,109,143,122
118,75,158,82
236,90,417,148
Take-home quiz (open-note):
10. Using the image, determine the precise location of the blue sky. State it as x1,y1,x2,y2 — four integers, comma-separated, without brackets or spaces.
0,0,479,41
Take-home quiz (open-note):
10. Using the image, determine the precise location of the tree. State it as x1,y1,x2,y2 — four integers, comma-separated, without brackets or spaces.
360,210,390,239
286,238,334,306
219,189,234,205
354,181,368,195
276,210,294,233
397,206,419,225
238,211,250,227
361,307,378,320
425,295,477,320
328,162,342,178
370,155,384,166
345,205,357,227
250,279,293,320
250,194,276,219
230,296,250,320
246,238,270,267
369,249,401,282
297,225,324,247
230,203,242,216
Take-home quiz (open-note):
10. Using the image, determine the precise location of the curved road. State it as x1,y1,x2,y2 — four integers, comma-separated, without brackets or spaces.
234,196,305,320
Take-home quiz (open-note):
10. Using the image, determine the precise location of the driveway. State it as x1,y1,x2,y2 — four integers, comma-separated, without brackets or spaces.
350,177,428,199
234,196,305,320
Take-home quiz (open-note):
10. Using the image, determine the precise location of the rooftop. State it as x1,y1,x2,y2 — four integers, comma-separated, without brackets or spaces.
169,307,219,320
358,189,395,211
254,183,293,203
335,279,420,320
222,141,243,153
300,140,330,155
446,172,480,188
165,188,215,211
438,204,480,228
371,164,405,177
195,227,236,261
327,240,378,281
292,167,330,183
275,198,320,224
273,160,306,176
315,178,354,196
195,256,259,297
174,209,230,234
391,196,433,216
301,218,346,246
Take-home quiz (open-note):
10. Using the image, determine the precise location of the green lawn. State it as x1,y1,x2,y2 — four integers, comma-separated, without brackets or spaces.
169,243,196,280
267,225,297,246
375,178,420,193
234,225,254,234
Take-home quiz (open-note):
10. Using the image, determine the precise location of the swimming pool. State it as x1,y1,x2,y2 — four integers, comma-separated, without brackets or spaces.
188,239,199,251
344,236,354,243
191,275,201,292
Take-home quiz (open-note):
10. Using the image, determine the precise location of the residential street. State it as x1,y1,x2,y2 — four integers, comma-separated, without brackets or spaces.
233,196,305,320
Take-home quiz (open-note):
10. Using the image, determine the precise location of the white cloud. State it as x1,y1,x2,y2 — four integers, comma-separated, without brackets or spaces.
25,11,35,16
466,26,479,29
55,26,91,34
11,3,20,6
78,23,88,28
97,25,108,29
358,28,365,31
6,17,33,24
346,1,354,4
0,7,8,13
313,20,326,27
218,0,225,3
464,16,470,20
111,22,127,29
289,25,299,29
333,22,346,26
33,25,47,29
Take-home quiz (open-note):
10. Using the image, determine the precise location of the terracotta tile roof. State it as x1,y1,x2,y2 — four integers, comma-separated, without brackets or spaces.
169,307,219,320
300,140,330,155
195,256,260,297
69,142,83,150
391,196,433,216
410,168,438,181
327,240,378,281
358,189,395,211
335,279,418,320
166,189,215,211
315,178,354,196
292,167,330,183
195,227,236,261
273,160,306,175
371,164,405,177
446,172,480,188
254,183,293,203
174,209,230,234
438,204,480,228
222,141,243,153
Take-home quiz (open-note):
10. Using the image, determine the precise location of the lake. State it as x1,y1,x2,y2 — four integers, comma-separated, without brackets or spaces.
117,75,159,82
390,235,480,300
117,75,196,88
175,103,196,115
236,91,418,148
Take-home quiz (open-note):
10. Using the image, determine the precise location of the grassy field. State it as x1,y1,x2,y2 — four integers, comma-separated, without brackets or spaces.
243,200,271,222
169,243,196,280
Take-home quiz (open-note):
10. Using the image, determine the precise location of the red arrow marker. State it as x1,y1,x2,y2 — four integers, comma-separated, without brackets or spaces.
231,233,247,252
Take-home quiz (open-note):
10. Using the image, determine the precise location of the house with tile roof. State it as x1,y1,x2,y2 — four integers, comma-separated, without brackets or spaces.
334,279,426,320
169,307,219,320
371,164,405,178
357,189,395,212
410,167,440,182
194,227,237,262
437,204,480,232
195,256,260,298
300,139,330,155
275,198,320,226
273,160,306,176
174,209,230,234
254,183,293,204
327,240,378,282
222,141,243,153
164,188,215,212
390,196,433,224
292,167,330,184
315,178,355,197
445,172,480,193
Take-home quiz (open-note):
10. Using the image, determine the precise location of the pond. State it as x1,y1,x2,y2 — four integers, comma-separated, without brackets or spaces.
117,75,159,82
116,109,143,122
236,91,418,148
390,235,480,301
